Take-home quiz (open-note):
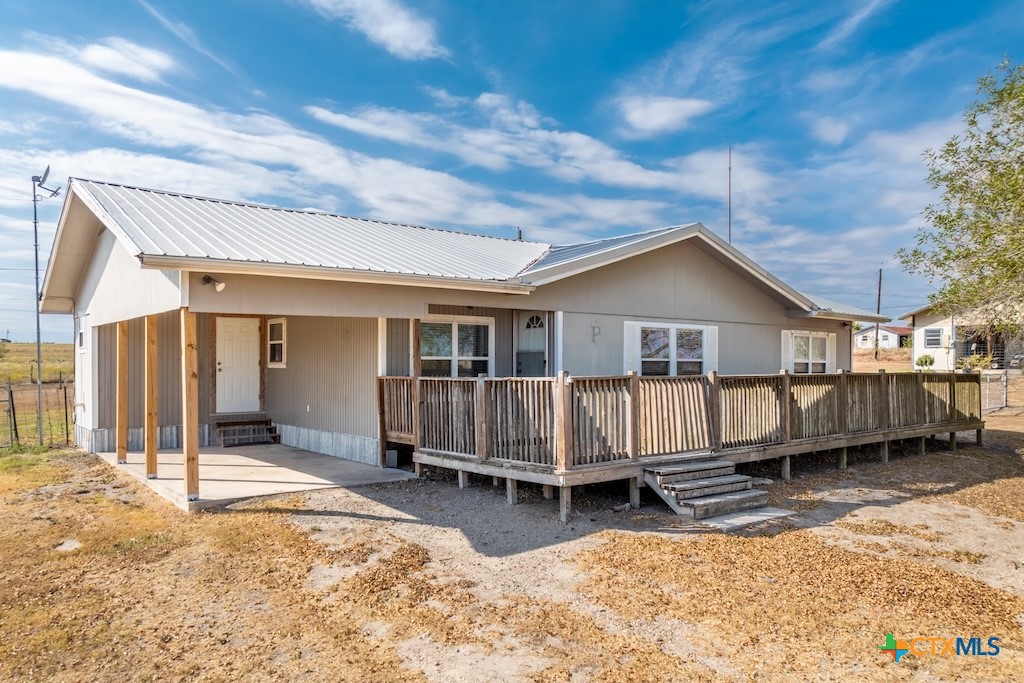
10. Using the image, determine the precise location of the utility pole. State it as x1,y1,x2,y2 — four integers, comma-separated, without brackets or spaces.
874,268,882,360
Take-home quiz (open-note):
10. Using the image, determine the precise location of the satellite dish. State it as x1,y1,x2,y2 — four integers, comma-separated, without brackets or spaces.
38,165,49,187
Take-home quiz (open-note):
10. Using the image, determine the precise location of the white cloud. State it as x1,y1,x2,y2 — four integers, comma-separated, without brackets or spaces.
308,95,772,197
809,116,850,146
78,38,177,82
817,0,895,51
617,96,713,139
301,0,448,60
137,0,240,76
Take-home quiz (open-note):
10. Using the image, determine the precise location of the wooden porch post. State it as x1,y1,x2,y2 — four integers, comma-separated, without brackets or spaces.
180,308,199,501
559,485,571,524
116,320,128,464
145,315,158,479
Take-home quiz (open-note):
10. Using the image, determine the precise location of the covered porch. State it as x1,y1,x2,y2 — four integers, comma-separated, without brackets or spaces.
98,442,417,511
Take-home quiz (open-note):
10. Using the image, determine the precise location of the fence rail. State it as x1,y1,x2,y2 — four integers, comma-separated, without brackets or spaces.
379,370,983,473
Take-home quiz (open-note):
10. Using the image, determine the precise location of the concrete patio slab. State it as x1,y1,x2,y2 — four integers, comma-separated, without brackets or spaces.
97,444,417,511
698,506,796,532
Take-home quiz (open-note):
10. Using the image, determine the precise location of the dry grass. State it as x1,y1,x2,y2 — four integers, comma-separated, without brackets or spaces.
852,348,912,373
3,427,1024,680
0,342,74,385
577,530,1023,681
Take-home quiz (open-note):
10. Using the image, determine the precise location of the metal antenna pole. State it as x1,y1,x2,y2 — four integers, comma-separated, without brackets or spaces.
728,147,732,244
31,178,43,445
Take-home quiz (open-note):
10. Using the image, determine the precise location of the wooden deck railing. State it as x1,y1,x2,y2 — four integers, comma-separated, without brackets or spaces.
378,370,983,472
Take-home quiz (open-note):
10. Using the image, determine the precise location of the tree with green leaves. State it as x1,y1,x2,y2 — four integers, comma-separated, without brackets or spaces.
898,60,1024,331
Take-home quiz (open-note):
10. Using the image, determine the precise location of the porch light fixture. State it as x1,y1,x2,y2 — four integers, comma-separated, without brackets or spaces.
202,275,226,292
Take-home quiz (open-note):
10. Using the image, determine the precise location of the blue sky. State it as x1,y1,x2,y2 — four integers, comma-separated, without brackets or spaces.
0,0,1020,342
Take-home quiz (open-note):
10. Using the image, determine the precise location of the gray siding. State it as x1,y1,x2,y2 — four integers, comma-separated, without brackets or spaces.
96,311,213,429
562,312,848,376
265,316,378,439
427,305,514,376
386,318,410,376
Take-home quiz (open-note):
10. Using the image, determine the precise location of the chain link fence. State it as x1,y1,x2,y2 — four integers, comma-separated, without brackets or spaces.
1,380,74,448
980,371,1024,413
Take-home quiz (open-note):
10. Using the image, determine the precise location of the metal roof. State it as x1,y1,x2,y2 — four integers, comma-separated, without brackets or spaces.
71,179,551,282
42,178,885,323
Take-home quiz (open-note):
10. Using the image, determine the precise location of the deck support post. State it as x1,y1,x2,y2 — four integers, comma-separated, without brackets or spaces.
880,440,889,463
414,462,423,477
976,429,983,447
559,486,571,523
494,476,501,487
838,447,847,470
780,455,791,481
949,431,957,451
629,477,640,510
457,470,469,489
918,436,926,456
116,320,129,464
180,307,199,502
506,477,518,505
144,315,158,479
542,484,553,499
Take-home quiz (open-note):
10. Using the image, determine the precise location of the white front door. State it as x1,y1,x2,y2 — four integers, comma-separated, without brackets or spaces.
216,317,260,413
516,311,548,376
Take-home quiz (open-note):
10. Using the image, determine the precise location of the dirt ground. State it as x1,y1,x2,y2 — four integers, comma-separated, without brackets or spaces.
2,413,1023,681
852,348,912,373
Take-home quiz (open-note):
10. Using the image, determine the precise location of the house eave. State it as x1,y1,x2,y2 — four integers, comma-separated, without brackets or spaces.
138,255,537,294
789,309,889,323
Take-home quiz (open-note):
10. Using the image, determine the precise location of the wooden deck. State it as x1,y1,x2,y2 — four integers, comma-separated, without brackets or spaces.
378,370,984,521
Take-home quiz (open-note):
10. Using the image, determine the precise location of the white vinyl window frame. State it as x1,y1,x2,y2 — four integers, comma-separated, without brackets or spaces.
419,315,496,378
267,318,287,369
623,321,719,376
781,330,836,374
923,328,943,348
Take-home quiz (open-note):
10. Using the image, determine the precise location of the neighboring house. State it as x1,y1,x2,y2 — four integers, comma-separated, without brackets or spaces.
853,324,911,350
900,304,1021,370
41,179,885,465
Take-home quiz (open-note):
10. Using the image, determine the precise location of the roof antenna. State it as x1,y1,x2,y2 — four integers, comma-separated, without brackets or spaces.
727,147,732,245
29,164,61,445
516,227,522,241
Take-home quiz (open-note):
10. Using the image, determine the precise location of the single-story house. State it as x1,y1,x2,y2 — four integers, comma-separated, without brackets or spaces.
42,179,885,486
853,324,911,350
900,304,1023,370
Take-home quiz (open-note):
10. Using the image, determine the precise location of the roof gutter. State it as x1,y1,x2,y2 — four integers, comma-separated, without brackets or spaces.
138,255,537,295
789,308,890,323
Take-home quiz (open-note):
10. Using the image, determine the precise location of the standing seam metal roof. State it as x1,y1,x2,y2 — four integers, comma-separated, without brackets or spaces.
73,179,553,282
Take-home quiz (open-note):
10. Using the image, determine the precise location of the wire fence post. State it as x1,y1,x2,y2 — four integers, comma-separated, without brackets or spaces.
62,376,70,445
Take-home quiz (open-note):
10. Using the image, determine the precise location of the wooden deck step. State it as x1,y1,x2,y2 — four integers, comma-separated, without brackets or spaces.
679,489,769,520
665,473,751,500
650,460,737,484
644,464,768,520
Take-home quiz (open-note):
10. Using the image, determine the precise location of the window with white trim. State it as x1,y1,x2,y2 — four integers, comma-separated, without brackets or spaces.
625,321,718,376
782,330,836,374
267,318,287,368
924,328,942,348
420,317,494,377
